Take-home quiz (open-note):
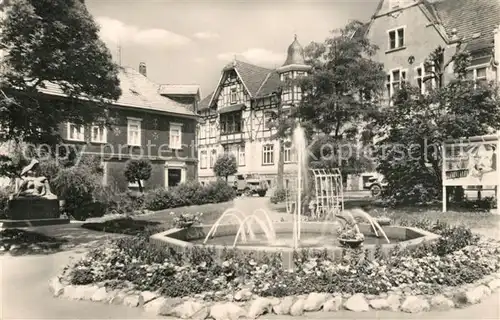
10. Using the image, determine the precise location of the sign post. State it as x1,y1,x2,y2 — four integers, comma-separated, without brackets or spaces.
442,133,500,214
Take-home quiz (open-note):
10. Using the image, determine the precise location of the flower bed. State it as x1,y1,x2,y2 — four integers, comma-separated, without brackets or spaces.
52,221,500,318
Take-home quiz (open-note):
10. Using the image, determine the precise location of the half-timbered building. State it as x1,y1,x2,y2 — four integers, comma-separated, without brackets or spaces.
197,36,311,187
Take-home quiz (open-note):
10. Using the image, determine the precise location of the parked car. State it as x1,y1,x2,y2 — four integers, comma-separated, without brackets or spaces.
232,174,268,197
365,176,388,197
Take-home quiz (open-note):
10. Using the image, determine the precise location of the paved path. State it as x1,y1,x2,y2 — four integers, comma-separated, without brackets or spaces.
1,197,499,319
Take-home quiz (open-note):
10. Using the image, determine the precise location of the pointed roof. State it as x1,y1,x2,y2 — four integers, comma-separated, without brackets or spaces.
199,60,285,111
283,34,306,66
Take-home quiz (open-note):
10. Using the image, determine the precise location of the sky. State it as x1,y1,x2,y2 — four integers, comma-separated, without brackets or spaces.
86,0,380,99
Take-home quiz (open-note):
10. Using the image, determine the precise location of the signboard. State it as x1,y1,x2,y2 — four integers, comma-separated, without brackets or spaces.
443,142,498,186
442,133,500,214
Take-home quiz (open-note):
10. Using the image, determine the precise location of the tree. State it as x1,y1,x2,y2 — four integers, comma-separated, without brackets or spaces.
124,159,152,193
296,20,386,141
213,153,237,182
0,0,121,147
374,47,500,205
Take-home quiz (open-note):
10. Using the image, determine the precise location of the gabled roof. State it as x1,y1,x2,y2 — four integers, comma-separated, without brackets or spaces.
38,67,197,117
369,0,499,52
158,84,200,97
430,0,500,47
224,60,273,97
201,59,283,111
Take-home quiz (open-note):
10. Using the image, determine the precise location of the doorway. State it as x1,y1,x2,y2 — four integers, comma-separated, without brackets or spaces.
168,169,182,187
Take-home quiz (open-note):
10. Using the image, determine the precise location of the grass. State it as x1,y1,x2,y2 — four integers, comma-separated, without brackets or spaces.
367,207,500,230
81,201,234,235
270,200,500,230
81,218,161,236
0,228,69,255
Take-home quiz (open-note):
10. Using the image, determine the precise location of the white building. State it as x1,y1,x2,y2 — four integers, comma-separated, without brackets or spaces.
197,36,310,188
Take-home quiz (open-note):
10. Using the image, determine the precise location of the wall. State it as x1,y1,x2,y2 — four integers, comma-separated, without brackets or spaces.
367,3,457,86
59,105,197,162
59,103,198,191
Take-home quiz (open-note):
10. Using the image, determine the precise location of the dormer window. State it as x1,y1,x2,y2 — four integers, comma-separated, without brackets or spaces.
388,27,405,51
230,88,237,104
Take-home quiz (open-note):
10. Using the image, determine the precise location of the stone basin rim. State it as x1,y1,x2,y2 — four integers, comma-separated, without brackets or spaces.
150,222,440,253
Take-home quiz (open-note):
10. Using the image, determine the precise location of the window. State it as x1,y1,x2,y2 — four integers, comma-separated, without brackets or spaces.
284,144,293,163
200,150,208,169
238,145,245,166
169,122,182,149
262,144,274,165
292,86,302,102
209,121,216,137
220,112,242,134
282,73,292,101
415,64,436,94
210,149,217,168
67,123,84,141
386,69,407,98
127,118,142,146
91,124,107,143
467,67,488,87
200,124,206,139
230,88,237,104
388,27,405,50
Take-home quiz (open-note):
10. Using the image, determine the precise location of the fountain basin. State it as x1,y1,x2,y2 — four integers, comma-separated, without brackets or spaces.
150,222,439,269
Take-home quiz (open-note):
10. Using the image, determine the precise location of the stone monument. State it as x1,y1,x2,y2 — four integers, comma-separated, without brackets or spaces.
6,159,61,221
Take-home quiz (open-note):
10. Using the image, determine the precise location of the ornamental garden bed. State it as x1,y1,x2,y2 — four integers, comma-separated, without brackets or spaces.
51,220,500,319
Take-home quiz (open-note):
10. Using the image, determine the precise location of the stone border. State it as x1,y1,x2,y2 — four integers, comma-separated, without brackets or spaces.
49,271,500,319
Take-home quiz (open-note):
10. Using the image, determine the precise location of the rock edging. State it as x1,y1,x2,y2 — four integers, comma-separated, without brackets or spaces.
49,271,500,319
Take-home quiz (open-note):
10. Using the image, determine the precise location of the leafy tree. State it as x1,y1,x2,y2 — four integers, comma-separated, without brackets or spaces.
213,153,237,182
375,47,500,205
0,0,121,147
124,159,152,193
296,20,386,141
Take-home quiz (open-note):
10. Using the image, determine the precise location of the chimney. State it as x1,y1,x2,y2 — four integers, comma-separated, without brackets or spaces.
139,62,147,77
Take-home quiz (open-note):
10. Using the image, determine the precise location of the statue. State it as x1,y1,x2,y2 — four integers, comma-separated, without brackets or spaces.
12,159,57,200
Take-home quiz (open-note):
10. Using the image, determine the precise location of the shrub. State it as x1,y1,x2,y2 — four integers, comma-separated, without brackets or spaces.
52,166,103,221
124,159,152,192
270,188,287,204
143,180,236,211
203,179,236,203
144,188,179,211
0,187,11,218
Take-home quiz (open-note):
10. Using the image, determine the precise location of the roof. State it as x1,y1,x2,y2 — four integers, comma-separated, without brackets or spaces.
38,67,197,117
283,35,306,66
430,0,500,47
158,84,200,97
199,60,284,111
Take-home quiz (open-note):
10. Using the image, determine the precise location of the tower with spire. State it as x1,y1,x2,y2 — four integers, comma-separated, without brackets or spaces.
276,34,311,105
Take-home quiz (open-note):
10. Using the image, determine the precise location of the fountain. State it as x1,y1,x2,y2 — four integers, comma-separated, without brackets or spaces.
151,123,440,268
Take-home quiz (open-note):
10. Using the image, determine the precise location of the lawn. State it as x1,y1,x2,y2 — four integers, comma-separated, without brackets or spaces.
81,201,234,236
270,200,500,230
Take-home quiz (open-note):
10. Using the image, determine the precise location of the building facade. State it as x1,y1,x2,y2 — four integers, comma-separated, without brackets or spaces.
365,0,500,99
197,36,310,188
40,65,200,191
